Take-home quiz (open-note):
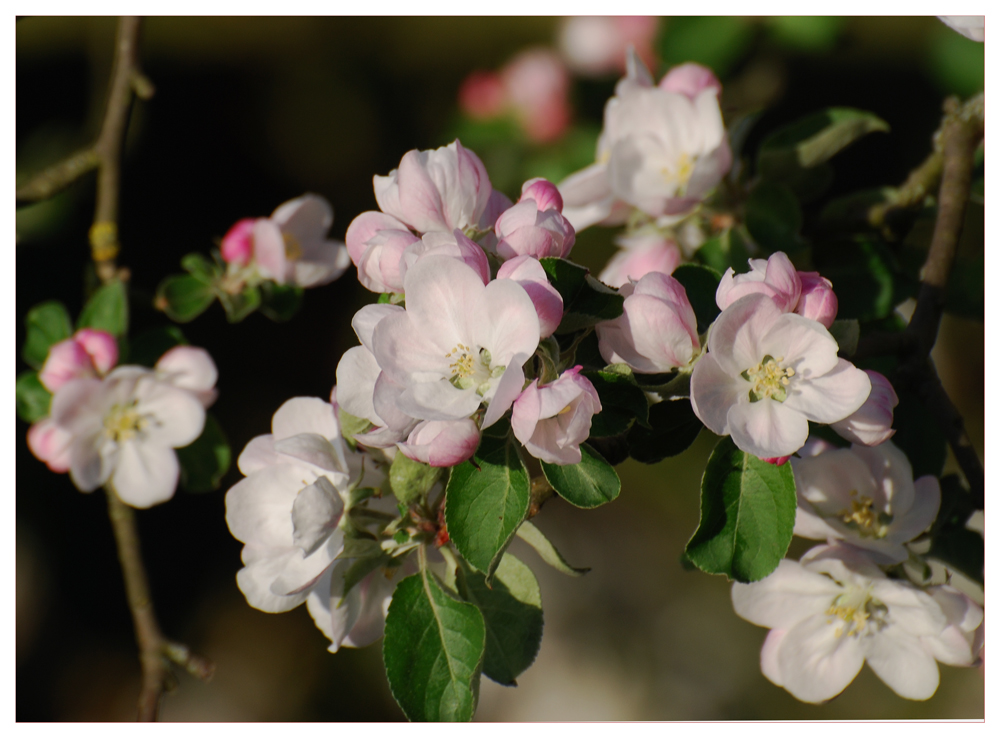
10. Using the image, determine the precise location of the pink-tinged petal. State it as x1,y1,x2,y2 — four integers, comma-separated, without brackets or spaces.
27,418,73,472
510,380,541,447
475,278,540,366
155,345,218,407
658,62,721,99
598,237,681,287
271,396,340,443
863,628,940,700
760,313,840,380
402,230,490,286
356,229,417,293
689,353,744,436
400,379,481,424
271,193,333,245
728,398,809,459
371,312,457,388
397,256,486,354
50,377,112,433
236,547,312,613
68,430,110,493
221,217,257,266
830,370,897,446
352,303,405,352
39,339,94,392
110,441,180,508
344,211,411,266
891,476,941,543
784,360,871,424
731,559,842,629
335,346,382,426
761,252,801,311
482,358,526,429
73,329,118,375
796,272,838,328
760,628,788,687
558,162,616,232
371,374,419,433
776,613,865,703
707,294,784,377
398,419,481,467
252,218,288,283
237,435,280,476
478,188,514,232
623,293,698,369
290,239,351,288
133,378,206,449
520,177,564,212
497,255,563,338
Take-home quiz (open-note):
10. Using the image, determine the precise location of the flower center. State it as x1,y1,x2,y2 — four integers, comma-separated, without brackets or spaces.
838,490,892,538
825,584,885,638
661,153,695,191
741,355,795,403
283,232,303,261
103,399,148,443
446,344,505,396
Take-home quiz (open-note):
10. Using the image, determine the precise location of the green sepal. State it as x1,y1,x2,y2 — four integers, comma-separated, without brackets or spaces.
259,281,304,322
218,285,261,323
390,452,442,507
156,274,215,323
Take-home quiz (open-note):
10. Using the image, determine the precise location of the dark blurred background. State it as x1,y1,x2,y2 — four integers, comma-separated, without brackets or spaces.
16,16,983,720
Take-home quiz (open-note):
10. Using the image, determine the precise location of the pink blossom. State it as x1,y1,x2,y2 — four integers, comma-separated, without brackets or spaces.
38,329,118,392
795,272,838,328
496,255,564,338
501,49,571,143
658,63,722,99
220,217,256,266
458,70,506,119
155,345,219,408
596,271,700,373
830,370,898,446
401,230,491,286
558,16,659,77
27,418,73,473
598,233,682,288
716,252,802,314
494,178,576,260
512,366,602,465
397,419,481,467
761,456,791,466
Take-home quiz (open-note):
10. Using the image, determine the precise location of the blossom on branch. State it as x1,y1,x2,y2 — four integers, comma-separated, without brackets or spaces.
512,366,601,465
494,178,576,261
598,232,682,288
830,370,898,446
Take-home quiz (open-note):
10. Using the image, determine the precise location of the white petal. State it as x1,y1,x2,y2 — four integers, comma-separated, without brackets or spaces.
760,628,788,687
274,432,348,476
727,398,808,458
155,346,218,396
863,627,940,700
731,559,841,629
237,435,281,475
270,530,343,597
689,353,744,435
271,396,340,442
110,442,180,508
335,347,382,426
290,476,345,556
225,464,302,547
133,378,206,448
783,360,871,424
351,303,405,351
776,613,865,703
236,547,311,613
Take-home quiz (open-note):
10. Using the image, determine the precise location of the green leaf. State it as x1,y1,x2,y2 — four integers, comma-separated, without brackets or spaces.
457,553,543,686
671,264,722,334
390,452,442,507
539,258,624,333
758,108,889,174
180,252,220,281
16,371,52,423
516,520,590,577
22,301,73,369
583,369,649,438
627,399,703,464
157,274,215,323
685,437,796,582
176,413,231,492
259,281,305,322
383,568,486,722
696,227,752,275
123,326,188,367
657,16,753,77
819,187,895,233
813,236,910,321
78,279,128,337
218,285,261,323
446,436,530,578
744,181,804,254
767,16,844,52
828,319,860,356
540,443,620,509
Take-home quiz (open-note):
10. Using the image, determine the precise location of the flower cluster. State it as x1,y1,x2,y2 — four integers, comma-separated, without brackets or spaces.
27,329,217,508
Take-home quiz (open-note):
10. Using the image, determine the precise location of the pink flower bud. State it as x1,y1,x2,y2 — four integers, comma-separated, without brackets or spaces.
598,234,682,288
27,418,73,473
519,178,564,213
716,252,802,314
458,70,507,119
658,62,722,99
397,419,481,467
38,329,118,392
220,217,257,266
512,366,602,465
501,49,571,143
830,370,898,447
497,255,564,338
761,456,791,466
795,272,838,328
494,199,576,261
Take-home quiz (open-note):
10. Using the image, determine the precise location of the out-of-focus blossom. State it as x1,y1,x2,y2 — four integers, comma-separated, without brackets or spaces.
496,255,564,338
690,293,870,459
154,345,219,408
220,195,351,288
512,366,601,465
659,62,722,99
559,50,731,231
792,441,939,563
397,418,481,467
458,70,507,119
494,178,576,260
598,232,682,288
558,16,659,77
938,16,985,42
732,544,983,702
831,370,897,446
596,271,699,373
38,328,118,392
373,140,495,234
26,418,73,473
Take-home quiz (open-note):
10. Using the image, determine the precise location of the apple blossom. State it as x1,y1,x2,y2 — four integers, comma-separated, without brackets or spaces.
558,16,659,77
373,140,496,235
27,418,73,473
732,543,983,702
220,217,256,266
344,211,420,293
792,441,940,563
397,418,481,467
658,62,722,100
559,49,731,231
154,345,219,408
400,229,491,286
689,293,870,459
38,328,118,392
458,70,506,120
494,178,576,261
370,256,539,429
500,49,571,143
598,232,682,288
595,271,700,373
830,370,897,446
796,272,838,328
511,366,601,465
496,255,564,338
